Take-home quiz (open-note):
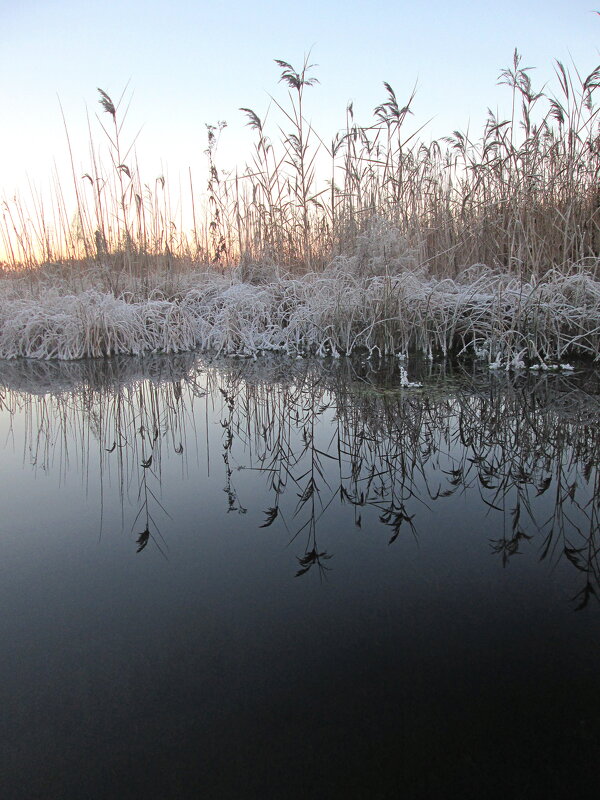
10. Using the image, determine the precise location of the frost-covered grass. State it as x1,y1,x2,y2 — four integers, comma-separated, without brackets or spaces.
1,259,599,363
2,54,600,363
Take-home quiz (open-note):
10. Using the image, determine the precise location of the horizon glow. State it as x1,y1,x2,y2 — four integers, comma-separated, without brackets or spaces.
1,0,599,261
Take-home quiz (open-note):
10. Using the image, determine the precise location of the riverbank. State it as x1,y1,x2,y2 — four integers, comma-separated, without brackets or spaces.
0,260,599,365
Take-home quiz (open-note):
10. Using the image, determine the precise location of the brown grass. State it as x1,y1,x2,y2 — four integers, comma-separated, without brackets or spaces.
1,50,600,281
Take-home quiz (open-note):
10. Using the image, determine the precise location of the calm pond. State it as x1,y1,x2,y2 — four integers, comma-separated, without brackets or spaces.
0,354,599,798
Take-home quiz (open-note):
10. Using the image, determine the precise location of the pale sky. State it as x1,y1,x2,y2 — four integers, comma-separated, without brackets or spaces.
1,0,598,211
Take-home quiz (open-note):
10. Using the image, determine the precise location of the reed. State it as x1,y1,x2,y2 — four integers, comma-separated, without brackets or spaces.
2,51,599,276
1,52,600,362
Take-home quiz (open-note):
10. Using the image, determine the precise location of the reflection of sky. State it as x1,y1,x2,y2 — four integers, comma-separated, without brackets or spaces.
0,358,599,795
0,0,598,232
0,356,597,595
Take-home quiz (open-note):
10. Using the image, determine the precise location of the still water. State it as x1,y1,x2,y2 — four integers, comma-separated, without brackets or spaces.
0,355,599,798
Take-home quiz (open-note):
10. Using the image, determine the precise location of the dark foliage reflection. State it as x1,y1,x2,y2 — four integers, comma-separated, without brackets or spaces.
1,354,599,607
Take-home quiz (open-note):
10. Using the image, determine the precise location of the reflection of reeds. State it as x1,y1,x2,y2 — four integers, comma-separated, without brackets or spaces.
1,355,599,604
0,354,206,553
211,358,600,601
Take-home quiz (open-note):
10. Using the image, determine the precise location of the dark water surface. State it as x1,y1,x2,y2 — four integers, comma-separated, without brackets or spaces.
0,355,599,798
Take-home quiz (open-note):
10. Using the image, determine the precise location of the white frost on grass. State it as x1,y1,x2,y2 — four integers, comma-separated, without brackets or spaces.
0,262,599,362
399,365,422,388
529,361,576,371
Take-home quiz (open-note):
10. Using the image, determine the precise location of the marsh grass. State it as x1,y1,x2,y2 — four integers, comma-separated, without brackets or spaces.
2,52,600,362
0,259,599,363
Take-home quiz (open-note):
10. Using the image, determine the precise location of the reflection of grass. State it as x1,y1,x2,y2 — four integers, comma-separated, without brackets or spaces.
221,358,600,600
1,355,599,604
0,354,205,554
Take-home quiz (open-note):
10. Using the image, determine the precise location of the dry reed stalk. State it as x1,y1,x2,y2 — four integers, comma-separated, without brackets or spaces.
1,51,600,299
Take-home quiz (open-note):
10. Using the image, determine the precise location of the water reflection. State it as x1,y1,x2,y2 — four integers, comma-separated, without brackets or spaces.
1,354,598,608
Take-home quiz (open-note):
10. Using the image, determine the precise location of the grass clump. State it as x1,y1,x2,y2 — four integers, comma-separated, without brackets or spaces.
0,259,598,363
1,51,600,362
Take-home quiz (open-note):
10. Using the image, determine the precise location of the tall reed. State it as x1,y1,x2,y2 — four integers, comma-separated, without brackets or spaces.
2,50,599,279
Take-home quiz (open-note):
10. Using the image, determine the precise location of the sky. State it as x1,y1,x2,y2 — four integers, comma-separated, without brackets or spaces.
1,0,599,218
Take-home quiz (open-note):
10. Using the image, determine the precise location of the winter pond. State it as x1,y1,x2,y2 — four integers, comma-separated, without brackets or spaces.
0,353,599,798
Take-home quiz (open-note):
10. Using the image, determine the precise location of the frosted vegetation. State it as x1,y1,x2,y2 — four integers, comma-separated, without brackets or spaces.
1,255,599,365
1,53,600,364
